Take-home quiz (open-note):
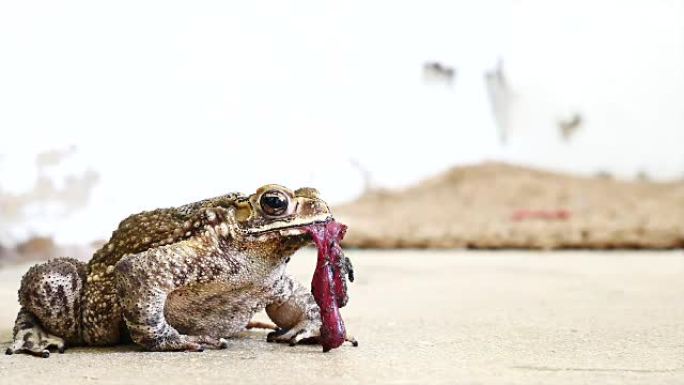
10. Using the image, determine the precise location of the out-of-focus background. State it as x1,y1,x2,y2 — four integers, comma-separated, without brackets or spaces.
2,2,684,383
0,0,683,258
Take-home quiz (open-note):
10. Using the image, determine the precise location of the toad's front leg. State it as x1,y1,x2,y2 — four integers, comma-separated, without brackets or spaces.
265,274,358,347
114,243,228,352
265,274,322,346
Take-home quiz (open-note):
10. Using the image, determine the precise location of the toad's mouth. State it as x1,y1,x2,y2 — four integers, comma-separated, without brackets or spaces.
241,215,333,237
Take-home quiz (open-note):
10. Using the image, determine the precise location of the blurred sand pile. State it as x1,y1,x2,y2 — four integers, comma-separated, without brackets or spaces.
0,237,101,267
0,147,100,265
335,163,684,249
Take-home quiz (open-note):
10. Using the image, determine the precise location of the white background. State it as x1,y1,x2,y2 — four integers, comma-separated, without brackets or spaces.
0,0,682,244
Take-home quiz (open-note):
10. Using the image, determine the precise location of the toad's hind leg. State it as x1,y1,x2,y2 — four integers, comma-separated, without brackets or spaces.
115,249,229,352
6,309,65,357
6,257,86,357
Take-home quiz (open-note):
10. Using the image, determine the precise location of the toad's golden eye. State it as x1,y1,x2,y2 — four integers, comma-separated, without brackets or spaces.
259,190,289,216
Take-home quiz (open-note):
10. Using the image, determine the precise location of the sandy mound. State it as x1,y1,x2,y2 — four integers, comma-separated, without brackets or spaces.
334,163,684,249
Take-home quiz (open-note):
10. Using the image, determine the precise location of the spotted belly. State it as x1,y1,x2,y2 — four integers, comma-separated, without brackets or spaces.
164,282,271,338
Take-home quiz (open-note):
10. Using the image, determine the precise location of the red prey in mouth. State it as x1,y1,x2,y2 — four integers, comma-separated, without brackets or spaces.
304,220,355,352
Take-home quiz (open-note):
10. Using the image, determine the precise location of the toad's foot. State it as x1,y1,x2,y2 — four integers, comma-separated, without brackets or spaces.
151,335,229,352
267,325,359,348
345,335,359,347
266,319,321,346
6,309,66,358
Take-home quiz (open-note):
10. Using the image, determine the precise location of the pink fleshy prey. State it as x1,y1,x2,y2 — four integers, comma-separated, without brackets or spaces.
305,220,351,352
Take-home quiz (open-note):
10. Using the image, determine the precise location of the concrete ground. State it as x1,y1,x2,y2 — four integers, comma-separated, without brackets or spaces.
0,250,683,385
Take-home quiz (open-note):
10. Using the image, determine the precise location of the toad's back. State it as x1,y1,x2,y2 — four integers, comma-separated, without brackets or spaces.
89,193,243,268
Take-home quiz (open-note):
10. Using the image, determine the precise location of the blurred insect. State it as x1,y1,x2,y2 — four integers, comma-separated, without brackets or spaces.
558,113,582,141
422,61,456,85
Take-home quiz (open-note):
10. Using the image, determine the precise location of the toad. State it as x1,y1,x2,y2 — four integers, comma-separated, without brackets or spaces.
6,185,355,356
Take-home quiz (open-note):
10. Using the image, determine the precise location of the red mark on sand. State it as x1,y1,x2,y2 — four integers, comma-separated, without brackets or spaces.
511,209,571,221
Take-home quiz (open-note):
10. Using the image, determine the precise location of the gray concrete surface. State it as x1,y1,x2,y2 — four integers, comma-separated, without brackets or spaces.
0,250,683,385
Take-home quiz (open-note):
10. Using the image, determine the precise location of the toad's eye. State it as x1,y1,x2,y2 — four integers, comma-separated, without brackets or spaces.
260,190,289,216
